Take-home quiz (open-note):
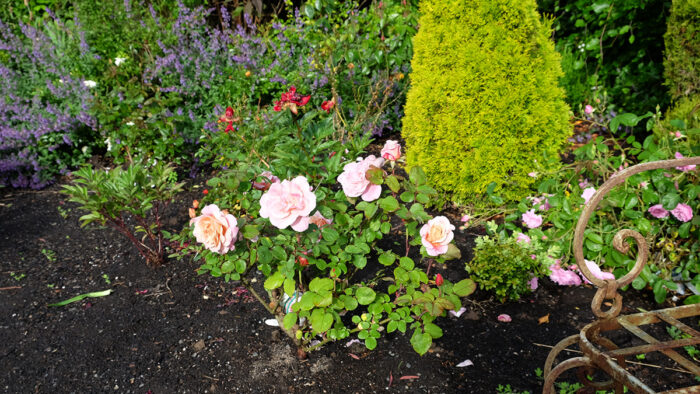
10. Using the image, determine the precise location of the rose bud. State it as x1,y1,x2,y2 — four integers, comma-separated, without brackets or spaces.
192,199,200,209
189,207,196,219
435,273,444,286
252,180,271,191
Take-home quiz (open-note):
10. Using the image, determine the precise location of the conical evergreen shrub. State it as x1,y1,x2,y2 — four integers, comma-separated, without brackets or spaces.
402,0,571,202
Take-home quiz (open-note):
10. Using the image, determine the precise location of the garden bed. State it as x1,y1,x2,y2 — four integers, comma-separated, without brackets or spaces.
1,181,692,393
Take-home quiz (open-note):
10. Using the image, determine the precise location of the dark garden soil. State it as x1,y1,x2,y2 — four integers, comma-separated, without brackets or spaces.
1,179,697,393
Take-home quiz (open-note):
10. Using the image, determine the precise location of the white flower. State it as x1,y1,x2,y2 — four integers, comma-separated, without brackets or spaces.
104,137,112,151
81,146,88,154
126,121,135,126
114,57,127,66
83,80,97,88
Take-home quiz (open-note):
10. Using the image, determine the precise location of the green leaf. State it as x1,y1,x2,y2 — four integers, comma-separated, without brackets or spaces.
409,166,427,186
48,289,113,307
379,196,400,212
284,278,296,297
453,279,476,297
221,260,235,273
309,277,334,293
684,295,700,305
356,287,376,305
366,167,384,185
424,323,443,339
385,175,400,193
378,252,396,266
321,227,339,243
303,4,315,18
661,193,680,210
410,329,432,355
365,337,377,350
242,225,259,240
283,313,297,329
631,277,646,290
400,191,414,203
399,257,415,270
264,271,285,290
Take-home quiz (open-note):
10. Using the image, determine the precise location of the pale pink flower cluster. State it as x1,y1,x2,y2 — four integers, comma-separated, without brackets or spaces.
530,195,550,211
259,176,317,231
516,233,531,244
648,203,693,222
191,204,239,254
584,105,594,114
337,155,385,201
380,140,402,161
674,152,697,172
581,187,596,204
549,263,581,286
579,259,615,284
420,216,455,256
522,210,543,229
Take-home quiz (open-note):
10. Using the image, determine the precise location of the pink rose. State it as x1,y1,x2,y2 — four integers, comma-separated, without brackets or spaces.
671,203,693,222
529,277,539,290
549,265,582,286
380,140,401,161
579,259,615,284
522,210,542,229
337,155,385,202
584,105,594,114
674,152,697,172
261,171,280,184
516,233,531,244
528,172,538,178
578,178,590,189
675,131,683,138
420,216,455,256
190,204,239,254
648,204,669,219
308,211,332,228
259,176,317,231
581,187,596,204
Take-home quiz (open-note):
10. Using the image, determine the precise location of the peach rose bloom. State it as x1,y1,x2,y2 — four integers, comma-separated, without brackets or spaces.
380,140,401,161
337,155,385,201
259,176,316,231
420,216,455,256
190,204,239,254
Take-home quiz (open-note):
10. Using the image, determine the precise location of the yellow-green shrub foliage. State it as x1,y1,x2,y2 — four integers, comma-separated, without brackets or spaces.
664,0,700,100
654,95,700,147
401,0,571,202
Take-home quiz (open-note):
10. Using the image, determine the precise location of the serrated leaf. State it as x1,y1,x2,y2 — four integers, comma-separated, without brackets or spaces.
283,313,297,329
356,287,376,305
264,271,284,290
386,175,400,193
379,196,399,212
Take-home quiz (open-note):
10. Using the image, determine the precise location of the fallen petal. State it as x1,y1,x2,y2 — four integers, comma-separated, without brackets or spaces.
449,307,467,318
456,359,474,367
399,376,420,380
349,353,360,360
264,319,279,327
497,314,512,322
345,339,362,347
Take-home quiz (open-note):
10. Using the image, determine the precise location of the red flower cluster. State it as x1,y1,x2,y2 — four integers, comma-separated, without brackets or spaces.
273,86,310,115
218,106,239,133
321,99,335,114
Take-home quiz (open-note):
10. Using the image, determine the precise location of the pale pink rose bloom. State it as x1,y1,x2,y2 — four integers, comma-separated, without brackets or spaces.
516,233,531,244
531,196,550,211
674,152,697,172
549,265,582,286
671,203,693,222
581,187,596,204
675,131,683,138
308,211,333,228
529,277,539,290
460,214,470,223
190,204,239,254
259,176,317,231
648,204,669,219
640,181,649,188
579,259,615,284
420,216,455,256
260,171,281,184
497,314,512,323
584,105,594,114
527,172,538,178
337,155,385,201
380,140,401,161
522,210,543,229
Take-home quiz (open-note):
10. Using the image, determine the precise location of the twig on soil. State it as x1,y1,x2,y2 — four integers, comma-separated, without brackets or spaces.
202,375,219,381
532,343,695,375
0,286,22,291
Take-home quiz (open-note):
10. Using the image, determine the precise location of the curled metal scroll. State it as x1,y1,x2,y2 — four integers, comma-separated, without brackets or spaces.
573,156,700,319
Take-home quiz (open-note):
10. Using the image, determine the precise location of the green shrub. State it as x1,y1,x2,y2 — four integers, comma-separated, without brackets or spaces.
664,0,700,101
466,230,544,302
653,94,700,147
401,0,571,203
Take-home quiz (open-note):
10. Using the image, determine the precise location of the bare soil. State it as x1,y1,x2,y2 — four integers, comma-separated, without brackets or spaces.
1,180,696,393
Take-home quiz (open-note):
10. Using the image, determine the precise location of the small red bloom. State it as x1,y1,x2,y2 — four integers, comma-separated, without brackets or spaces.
435,273,444,286
273,86,311,115
203,189,209,195
297,256,309,267
225,122,235,133
321,100,335,113
218,106,239,123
